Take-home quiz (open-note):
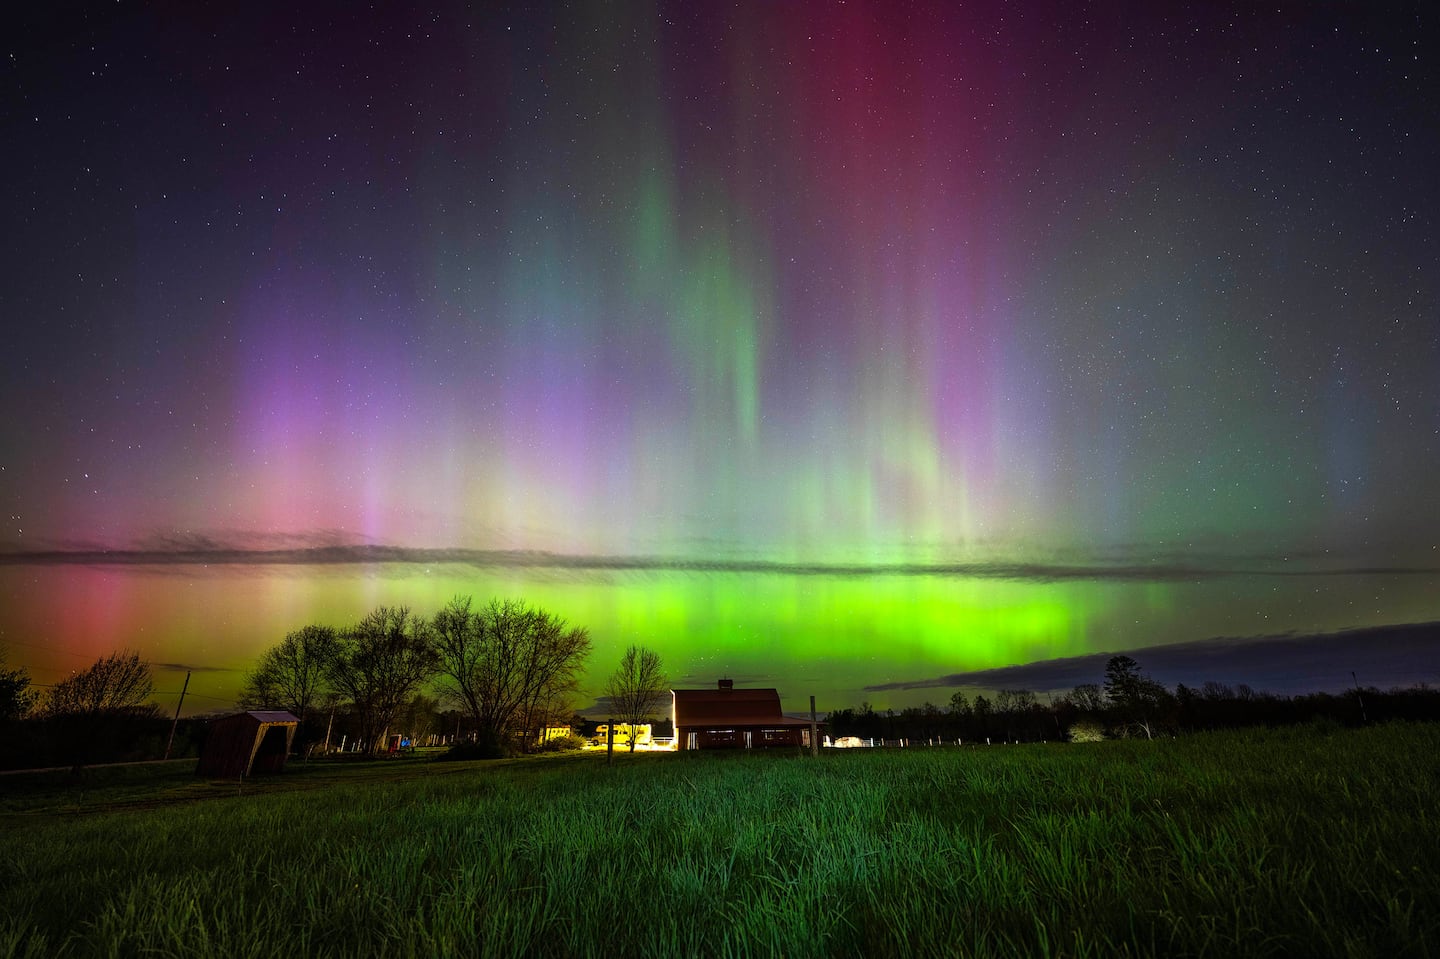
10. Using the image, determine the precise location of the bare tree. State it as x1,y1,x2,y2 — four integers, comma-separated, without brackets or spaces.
327,607,438,755
514,610,592,750
1200,681,1235,701
40,650,157,768
604,645,668,752
996,689,1036,713
971,694,994,740
1070,683,1105,713
238,624,339,725
995,689,1038,741
432,596,591,753
431,596,486,726
44,650,154,718
394,693,444,748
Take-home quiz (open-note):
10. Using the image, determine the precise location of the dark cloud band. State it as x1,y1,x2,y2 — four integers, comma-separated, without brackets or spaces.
3,541,1438,583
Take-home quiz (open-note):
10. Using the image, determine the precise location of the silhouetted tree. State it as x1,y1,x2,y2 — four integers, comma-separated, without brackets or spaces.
393,693,444,747
1103,656,1141,703
513,611,592,750
1103,655,1168,738
944,691,971,739
44,650,154,719
971,694,994,740
0,648,36,721
856,701,884,741
1200,681,1234,701
41,650,157,768
328,607,438,755
239,624,339,727
896,702,946,742
820,684,1440,747
919,701,944,739
432,596,591,753
1070,683,1105,713
1174,683,1198,728
995,689,1039,741
996,689,1036,713
604,645,668,753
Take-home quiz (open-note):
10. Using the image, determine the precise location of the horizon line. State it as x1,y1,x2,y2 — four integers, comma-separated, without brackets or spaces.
2,543,1439,583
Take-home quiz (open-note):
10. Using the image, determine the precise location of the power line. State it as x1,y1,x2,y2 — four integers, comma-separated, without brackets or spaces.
158,690,236,704
2,638,101,662
19,682,235,703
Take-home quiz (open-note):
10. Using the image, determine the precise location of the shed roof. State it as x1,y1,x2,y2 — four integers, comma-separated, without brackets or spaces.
241,710,300,725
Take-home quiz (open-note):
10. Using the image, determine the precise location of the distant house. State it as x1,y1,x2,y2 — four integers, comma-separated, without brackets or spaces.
196,710,300,779
672,679,818,750
538,725,575,744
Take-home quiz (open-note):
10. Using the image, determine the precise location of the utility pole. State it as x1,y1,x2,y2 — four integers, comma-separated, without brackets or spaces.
606,717,614,765
810,695,819,757
1352,671,1368,723
163,671,191,760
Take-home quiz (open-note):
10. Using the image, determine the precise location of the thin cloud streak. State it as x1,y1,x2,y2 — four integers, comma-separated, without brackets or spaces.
151,662,231,674
3,542,1439,583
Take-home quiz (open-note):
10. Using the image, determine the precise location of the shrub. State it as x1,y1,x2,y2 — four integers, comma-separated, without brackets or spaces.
436,739,508,761
1068,720,1105,743
534,733,586,753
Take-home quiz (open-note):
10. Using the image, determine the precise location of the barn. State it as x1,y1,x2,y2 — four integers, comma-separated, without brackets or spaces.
672,679,817,750
196,710,300,778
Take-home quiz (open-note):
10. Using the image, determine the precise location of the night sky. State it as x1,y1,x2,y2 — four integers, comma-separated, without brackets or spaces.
4,2,1438,717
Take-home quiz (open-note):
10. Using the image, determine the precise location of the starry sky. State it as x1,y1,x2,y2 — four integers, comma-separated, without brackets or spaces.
3,1,1438,717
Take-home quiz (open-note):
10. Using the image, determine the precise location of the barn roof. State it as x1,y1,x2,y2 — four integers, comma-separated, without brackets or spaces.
673,686,811,727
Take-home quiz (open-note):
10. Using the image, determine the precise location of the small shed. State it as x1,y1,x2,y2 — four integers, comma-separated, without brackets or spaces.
196,710,300,778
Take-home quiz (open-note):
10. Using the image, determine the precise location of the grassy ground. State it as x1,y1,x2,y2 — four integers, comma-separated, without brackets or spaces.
2,723,1437,958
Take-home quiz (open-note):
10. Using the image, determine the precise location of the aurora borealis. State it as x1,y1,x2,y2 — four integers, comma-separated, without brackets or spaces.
3,2,1438,715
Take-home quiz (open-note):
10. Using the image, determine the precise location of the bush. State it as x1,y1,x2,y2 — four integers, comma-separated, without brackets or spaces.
534,733,586,753
1068,720,1105,743
436,739,509,762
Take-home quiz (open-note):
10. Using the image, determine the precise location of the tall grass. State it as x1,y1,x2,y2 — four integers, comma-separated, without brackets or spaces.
3,723,1436,957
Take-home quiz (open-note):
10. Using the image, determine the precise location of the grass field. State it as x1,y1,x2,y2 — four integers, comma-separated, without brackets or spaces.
3,722,1437,958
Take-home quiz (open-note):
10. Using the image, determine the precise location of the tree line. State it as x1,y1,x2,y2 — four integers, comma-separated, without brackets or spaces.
0,648,171,769
9,633,1434,769
0,595,679,769
827,655,1440,744
238,597,595,756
